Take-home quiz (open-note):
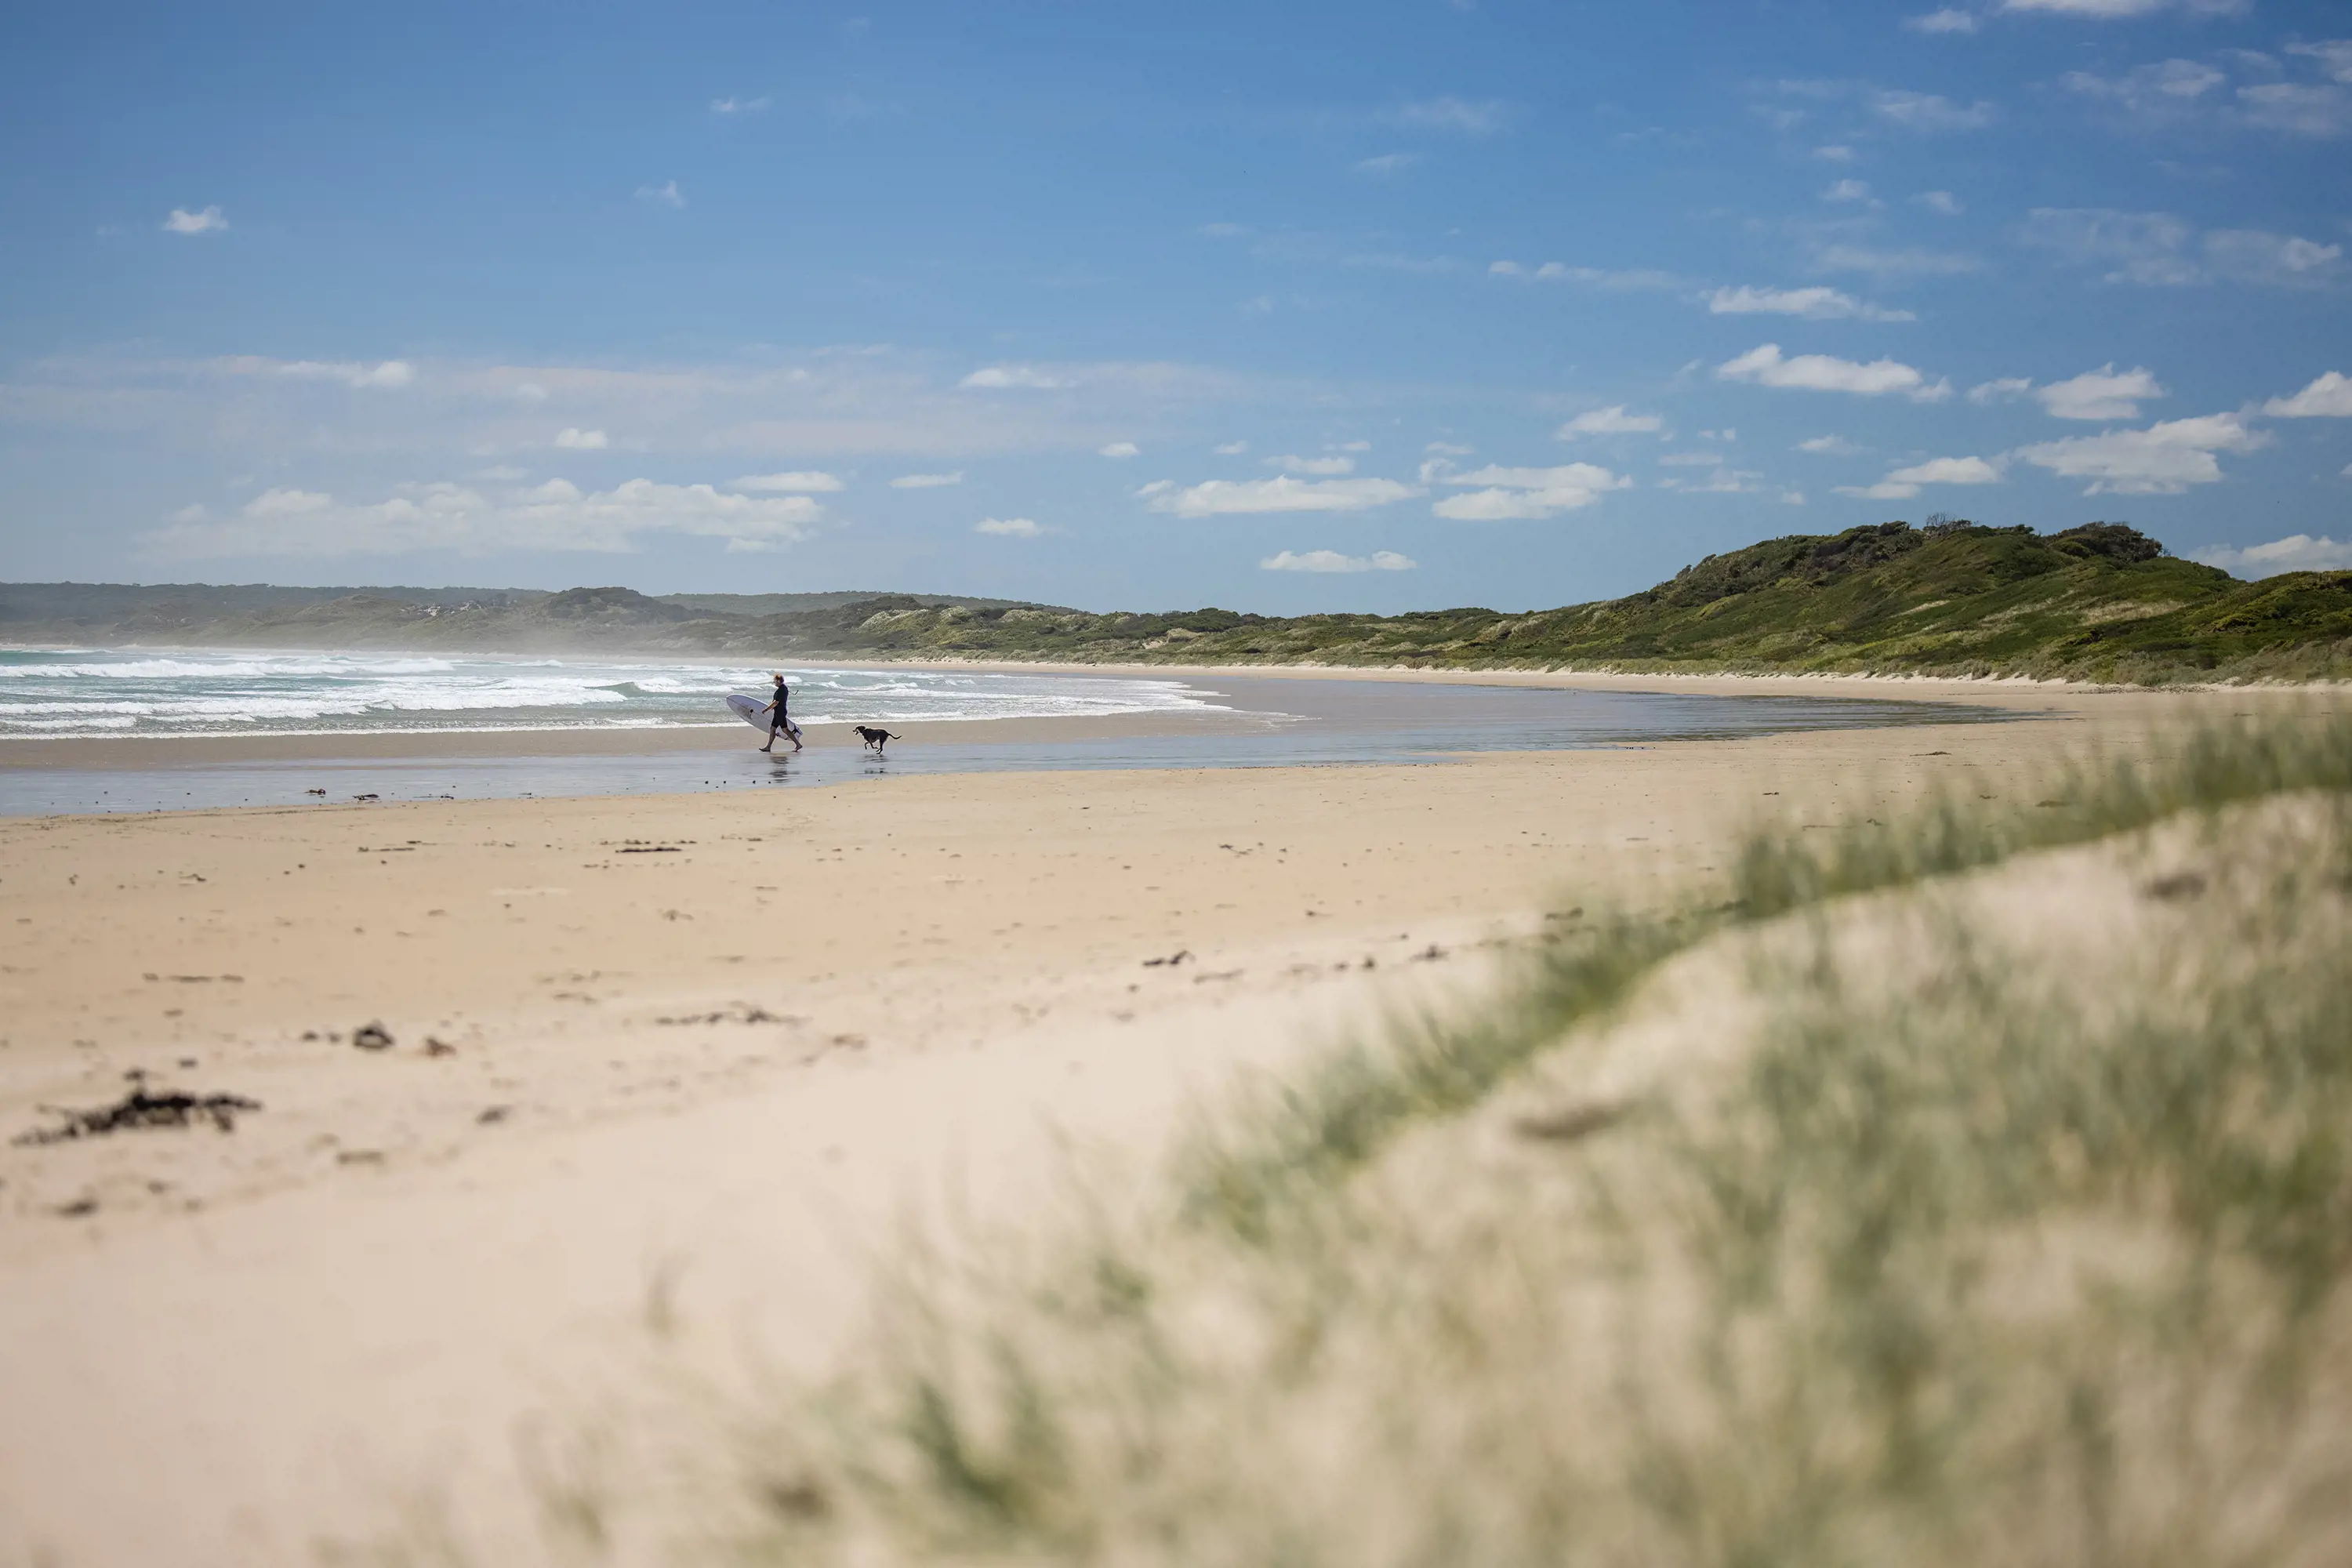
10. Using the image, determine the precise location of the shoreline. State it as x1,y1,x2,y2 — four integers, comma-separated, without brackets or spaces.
0,659,2074,792
0,705,1271,771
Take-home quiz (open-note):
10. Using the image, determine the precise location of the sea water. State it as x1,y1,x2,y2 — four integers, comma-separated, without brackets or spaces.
0,648,2024,815
0,648,1225,739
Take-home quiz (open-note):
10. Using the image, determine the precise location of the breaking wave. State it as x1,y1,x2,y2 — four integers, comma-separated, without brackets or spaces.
0,648,1226,739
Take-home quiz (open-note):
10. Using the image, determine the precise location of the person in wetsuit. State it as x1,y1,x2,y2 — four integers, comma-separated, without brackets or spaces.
760,672,802,753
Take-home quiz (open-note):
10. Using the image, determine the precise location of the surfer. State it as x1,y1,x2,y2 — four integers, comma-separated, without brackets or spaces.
760,673,802,753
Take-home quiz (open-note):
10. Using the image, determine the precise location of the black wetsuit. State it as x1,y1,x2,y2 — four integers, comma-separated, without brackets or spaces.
768,684,790,732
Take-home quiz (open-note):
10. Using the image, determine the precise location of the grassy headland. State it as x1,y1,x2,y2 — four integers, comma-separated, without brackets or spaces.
9,520,2349,682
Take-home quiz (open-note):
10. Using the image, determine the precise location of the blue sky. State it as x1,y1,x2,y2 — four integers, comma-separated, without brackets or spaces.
1,0,2347,613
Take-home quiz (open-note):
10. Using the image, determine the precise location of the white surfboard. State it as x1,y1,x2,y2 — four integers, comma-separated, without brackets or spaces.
727,692,801,739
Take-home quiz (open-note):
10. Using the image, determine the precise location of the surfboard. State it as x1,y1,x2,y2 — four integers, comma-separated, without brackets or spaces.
727,692,801,739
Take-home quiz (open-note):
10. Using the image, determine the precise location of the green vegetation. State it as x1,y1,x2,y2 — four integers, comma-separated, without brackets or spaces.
10,520,2348,682
771,521,2346,682
706,712,2352,1566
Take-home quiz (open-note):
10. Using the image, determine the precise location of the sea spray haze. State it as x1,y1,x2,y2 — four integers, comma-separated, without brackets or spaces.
0,650,1227,739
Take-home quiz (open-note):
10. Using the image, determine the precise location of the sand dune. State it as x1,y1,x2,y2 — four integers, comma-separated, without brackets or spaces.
0,675,2339,1565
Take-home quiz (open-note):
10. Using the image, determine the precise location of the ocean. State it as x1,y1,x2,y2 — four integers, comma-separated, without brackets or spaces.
0,648,1226,739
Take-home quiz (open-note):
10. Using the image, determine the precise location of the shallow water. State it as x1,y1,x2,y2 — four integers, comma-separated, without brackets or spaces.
0,665,2022,816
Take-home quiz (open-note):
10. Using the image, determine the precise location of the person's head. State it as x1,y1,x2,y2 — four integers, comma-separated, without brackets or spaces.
772,673,785,686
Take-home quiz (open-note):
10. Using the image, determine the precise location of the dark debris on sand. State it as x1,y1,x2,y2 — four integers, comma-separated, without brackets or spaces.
14,1084,263,1145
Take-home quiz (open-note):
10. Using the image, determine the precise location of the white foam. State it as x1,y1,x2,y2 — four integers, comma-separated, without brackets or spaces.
0,647,1228,739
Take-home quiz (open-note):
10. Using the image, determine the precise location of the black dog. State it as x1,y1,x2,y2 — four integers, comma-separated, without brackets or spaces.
855,725,902,756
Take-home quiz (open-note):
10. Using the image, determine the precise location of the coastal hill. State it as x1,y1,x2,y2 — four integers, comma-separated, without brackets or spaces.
5,521,2347,683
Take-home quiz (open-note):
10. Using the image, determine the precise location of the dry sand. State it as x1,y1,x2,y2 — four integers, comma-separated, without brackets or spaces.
0,673,2341,1566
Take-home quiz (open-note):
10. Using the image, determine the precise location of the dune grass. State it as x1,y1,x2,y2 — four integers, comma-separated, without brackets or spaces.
699,711,2352,1567
1172,710,2352,1255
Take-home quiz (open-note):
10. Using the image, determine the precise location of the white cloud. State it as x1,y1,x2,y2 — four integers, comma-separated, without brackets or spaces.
1556,405,1666,437
2037,364,2165,420
1823,179,1875,203
143,477,825,559
2288,41,2352,84
2263,372,2352,417
634,180,685,209
975,517,1045,537
1798,434,1864,456
1969,377,2034,405
1425,440,1474,456
1871,90,1996,131
163,205,227,235
1490,260,1682,289
1718,343,1948,400
1914,190,1965,215
1886,455,2006,485
1394,96,1504,134
1098,441,1141,459
710,95,771,115
1814,143,1858,161
1353,152,1421,176
350,360,414,389
1905,8,1979,31
2238,81,2352,136
732,470,846,492
9,348,1276,472
1835,481,1922,501
471,465,529,481
959,365,1074,390
224,357,416,390
1260,549,1417,573
1212,441,1249,456
2013,206,2192,283
1657,452,1724,466
2016,411,2267,494
1810,243,1983,276
1336,440,1371,452
2201,229,2344,284
1707,285,1915,322
1432,462,1631,520
513,382,548,403
2002,0,2246,15
2020,208,2343,285
2064,59,2227,122
1268,453,1355,475
1660,468,1765,495
554,427,608,449
1147,477,1420,517
2190,534,2352,578
889,471,964,488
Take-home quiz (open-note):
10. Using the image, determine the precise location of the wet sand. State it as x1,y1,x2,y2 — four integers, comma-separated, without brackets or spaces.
2,673,2346,1565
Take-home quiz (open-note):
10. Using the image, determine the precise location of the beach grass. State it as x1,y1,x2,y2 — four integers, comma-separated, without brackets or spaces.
697,710,2352,1567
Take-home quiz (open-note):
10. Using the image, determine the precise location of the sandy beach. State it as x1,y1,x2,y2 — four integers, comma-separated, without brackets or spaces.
2,670,2346,1566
